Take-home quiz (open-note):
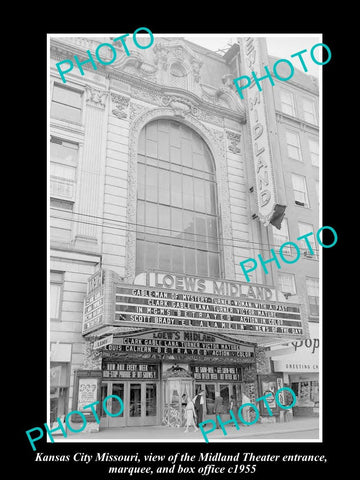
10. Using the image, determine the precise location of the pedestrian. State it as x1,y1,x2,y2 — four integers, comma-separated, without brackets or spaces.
230,395,237,413
283,383,294,422
214,393,223,429
230,395,239,427
194,389,205,426
184,396,198,433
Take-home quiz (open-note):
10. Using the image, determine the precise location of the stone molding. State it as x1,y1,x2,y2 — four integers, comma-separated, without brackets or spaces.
128,83,245,125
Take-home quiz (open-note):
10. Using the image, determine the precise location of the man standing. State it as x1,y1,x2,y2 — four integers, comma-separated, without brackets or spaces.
194,389,205,425
214,393,223,429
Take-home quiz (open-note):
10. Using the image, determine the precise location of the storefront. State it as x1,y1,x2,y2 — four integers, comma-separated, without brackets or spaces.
270,322,319,416
78,268,307,430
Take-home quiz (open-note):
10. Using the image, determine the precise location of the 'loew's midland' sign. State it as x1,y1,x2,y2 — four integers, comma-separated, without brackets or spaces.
82,270,304,338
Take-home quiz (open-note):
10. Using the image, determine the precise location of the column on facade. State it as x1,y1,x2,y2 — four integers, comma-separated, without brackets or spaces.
73,86,108,251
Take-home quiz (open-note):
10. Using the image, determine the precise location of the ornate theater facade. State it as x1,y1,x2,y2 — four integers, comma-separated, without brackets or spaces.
49,34,318,431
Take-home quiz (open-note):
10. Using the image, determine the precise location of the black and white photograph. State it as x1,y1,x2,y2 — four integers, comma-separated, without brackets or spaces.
19,24,345,478
47,32,322,442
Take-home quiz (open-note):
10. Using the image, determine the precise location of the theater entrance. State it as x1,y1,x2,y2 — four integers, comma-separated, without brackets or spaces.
127,382,159,426
194,382,242,416
100,381,159,428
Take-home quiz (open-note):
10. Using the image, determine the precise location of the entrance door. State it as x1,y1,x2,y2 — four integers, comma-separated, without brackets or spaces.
100,381,159,427
100,382,126,428
219,384,230,413
128,382,158,426
195,382,241,416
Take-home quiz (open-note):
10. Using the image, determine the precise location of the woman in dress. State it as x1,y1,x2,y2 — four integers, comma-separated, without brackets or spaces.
184,396,198,433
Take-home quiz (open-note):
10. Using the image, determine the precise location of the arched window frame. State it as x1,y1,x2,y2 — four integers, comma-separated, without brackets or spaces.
125,108,234,283
135,118,222,278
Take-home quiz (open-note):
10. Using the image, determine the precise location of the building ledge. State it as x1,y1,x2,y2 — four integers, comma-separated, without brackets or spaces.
50,244,102,264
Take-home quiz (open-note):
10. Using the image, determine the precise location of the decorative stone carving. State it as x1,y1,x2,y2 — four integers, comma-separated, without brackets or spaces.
243,364,257,382
161,95,199,118
197,109,223,127
153,42,170,71
129,102,151,122
85,86,108,109
132,82,243,127
119,53,158,81
191,59,202,83
131,85,163,105
221,73,236,90
200,78,246,119
226,130,241,154
174,46,185,59
111,93,130,119
209,128,224,144
65,37,101,52
81,341,102,370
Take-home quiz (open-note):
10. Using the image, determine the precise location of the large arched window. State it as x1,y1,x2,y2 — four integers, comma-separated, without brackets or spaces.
136,119,221,277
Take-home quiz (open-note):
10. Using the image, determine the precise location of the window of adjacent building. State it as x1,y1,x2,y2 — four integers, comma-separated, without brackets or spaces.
136,119,221,277
51,84,82,123
298,222,317,258
286,130,302,162
302,98,317,124
272,218,291,255
50,137,78,201
308,137,319,166
50,362,70,424
50,271,64,320
306,277,319,318
50,197,74,244
277,272,297,297
280,89,295,116
291,173,309,207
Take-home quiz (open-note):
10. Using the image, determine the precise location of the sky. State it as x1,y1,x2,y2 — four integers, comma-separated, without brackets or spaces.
184,34,322,78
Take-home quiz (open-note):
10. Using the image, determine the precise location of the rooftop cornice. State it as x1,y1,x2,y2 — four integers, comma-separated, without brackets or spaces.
50,41,246,124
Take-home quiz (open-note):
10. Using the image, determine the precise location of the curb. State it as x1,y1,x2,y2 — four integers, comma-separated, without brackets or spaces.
212,426,318,438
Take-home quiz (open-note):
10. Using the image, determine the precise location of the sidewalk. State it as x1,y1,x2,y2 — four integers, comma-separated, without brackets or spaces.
57,416,319,442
